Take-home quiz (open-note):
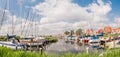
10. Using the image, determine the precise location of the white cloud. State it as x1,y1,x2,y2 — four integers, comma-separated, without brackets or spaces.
0,8,35,36
0,0,117,35
114,17,120,23
31,0,36,2
33,0,89,24
32,0,113,35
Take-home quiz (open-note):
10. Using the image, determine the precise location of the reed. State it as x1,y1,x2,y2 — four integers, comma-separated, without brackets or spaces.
0,47,120,57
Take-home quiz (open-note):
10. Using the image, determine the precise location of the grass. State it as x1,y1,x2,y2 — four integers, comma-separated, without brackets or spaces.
103,48,120,57
0,46,120,57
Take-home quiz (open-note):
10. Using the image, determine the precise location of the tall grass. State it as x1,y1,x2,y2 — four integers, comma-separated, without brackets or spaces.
103,48,120,57
0,46,120,57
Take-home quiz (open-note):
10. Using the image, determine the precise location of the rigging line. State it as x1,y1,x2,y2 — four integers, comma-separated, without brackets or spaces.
24,13,34,37
25,22,30,36
0,0,7,31
35,15,39,37
13,12,17,35
34,14,37,37
33,14,37,37
7,0,10,34
11,11,18,35
27,14,35,37
37,15,41,36
24,13,31,37
35,18,39,37
11,12,15,35
19,0,23,36
24,11,31,37
35,16,39,37
21,10,30,35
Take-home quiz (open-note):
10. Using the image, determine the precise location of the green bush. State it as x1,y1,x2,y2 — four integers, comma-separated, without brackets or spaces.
0,36,7,41
45,36,58,43
0,35,21,41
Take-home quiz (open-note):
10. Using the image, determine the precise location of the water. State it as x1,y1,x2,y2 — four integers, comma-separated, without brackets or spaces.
45,39,93,55
23,38,104,55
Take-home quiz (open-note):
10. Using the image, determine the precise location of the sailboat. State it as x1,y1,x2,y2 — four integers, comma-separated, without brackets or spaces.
0,0,23,50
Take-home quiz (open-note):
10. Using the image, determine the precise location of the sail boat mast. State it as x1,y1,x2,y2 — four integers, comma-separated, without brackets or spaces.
7,0,9,10
21,10,30,36
19,0,23,36
11,13,14,35
7,0,10,35
0,1,7,34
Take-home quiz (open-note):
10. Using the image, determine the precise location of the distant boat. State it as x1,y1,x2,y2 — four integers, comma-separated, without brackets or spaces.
89,39,100,49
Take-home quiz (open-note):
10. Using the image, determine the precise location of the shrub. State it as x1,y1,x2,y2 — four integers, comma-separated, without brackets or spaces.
0,36,7,41
45,36,58,43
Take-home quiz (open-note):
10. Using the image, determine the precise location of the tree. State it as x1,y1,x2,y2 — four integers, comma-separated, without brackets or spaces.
75,28,83,36
64,31,70,35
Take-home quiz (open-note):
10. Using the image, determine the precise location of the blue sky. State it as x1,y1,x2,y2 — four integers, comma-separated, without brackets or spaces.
0,0,120,35
74,0,120,20
0,0,119,19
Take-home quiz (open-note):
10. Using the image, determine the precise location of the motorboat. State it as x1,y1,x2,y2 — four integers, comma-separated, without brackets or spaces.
20,37,44,50
0,41,23,50
106,40,120,49
89,39,100,49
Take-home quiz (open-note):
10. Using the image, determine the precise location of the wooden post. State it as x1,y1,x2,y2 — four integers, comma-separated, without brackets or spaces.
113,37,115,48
24,44,27,51
37,43,39,52
16,45,18,50
2,44,4,47
86,47,89,54
30,43,32,51
40,48,43,55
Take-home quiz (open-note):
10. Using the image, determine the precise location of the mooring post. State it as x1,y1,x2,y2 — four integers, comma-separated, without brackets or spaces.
40,48,43,55
2,44,4,47
86,47,89,54
24,44,27,51
37,43,39,51
30,43,32,51
16,45,18,50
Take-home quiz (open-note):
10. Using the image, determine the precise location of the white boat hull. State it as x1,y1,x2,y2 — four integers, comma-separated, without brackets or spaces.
0,41,23,50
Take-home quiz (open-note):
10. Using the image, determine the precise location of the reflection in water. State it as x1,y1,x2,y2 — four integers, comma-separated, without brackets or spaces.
45,39,93,55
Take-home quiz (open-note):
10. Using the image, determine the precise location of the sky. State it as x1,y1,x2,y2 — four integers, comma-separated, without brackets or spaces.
0,0,120,35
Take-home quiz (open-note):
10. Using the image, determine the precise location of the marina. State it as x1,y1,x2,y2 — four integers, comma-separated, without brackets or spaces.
0,0,120,57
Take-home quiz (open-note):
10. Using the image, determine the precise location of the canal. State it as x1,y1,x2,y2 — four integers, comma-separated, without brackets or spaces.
45,38,97,55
